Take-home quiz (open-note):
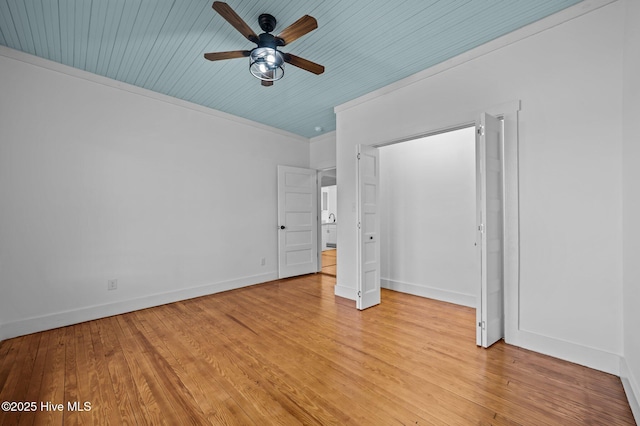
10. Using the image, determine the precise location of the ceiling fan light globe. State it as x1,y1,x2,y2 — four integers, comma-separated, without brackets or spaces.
249,47,284,81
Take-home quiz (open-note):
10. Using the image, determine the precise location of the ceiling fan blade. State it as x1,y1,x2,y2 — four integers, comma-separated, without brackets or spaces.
262,80,273,87
204,50,251,61
212,1,258,43
283,53,325,75
276,15,317,46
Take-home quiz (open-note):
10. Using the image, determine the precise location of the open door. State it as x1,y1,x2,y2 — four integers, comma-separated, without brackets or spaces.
476,113,505,347
356,145,380,310
277,165,318,279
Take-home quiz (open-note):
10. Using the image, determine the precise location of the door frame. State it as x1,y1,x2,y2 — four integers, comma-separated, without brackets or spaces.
366,100,520,345
316,167,337,273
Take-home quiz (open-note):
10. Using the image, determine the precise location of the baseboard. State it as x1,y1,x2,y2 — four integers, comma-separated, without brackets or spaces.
621,357,640,423
381,278,476,308
334,284,355,300
381,278,623,377
509,329,621,375
0,271,278,341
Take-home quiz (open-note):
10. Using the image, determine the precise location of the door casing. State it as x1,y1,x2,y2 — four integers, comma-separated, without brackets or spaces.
353,101,520,346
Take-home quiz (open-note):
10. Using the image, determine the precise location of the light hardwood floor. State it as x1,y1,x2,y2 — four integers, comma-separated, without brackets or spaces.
321,249,337,276
0,274,635,425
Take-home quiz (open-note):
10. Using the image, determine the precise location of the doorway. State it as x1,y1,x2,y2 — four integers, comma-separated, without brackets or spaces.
358,114,506,346
319,168,337,277
348,102,519,345
379,126,478,310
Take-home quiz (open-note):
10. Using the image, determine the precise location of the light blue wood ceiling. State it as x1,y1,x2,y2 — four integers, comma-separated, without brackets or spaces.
0,0,582,138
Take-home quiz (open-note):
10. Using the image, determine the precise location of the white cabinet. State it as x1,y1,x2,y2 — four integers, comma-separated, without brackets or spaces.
322,223,337,250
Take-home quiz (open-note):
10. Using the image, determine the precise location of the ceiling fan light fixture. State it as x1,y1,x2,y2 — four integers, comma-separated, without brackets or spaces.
205,3,323,85
249,47,284,81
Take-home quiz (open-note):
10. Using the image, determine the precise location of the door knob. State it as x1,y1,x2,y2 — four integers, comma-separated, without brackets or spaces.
280,225,286,229
370,236,373,240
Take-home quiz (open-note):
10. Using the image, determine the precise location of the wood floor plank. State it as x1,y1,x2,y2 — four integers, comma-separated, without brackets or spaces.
71,322,98,426
194,298,390,425
132,309,216,425
116,312,206,425
227,283,516,425
321,249,337,276
29,327,65,426
148,309,256,425
62,325,80,426
200,294,442,426
158,303,270,425
114,315,165,424
0,334,43,426
0,338,18,391
336,287,632,424
0,274,635,425
230,278,634,425
85,319,132,425
159,300,305,425
210,282,476,422
0,336,31,398
280,282,560,422
131,307,247,425
98,316,149,425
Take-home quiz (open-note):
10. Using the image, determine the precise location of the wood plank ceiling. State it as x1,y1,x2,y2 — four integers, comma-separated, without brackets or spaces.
0,0,583,138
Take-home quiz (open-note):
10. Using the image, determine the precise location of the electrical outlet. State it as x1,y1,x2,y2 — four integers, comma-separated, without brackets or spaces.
107,279,118,291
260,258,266,266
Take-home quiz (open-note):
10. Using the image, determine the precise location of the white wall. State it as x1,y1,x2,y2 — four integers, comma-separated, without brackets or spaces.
0,48,309,340
335,2,624,374
310,131,337,170
379,128,477,307
622,0,640,420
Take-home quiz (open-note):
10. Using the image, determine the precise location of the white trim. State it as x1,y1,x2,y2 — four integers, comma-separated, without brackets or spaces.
374,123,475,149
500,104,521,345
0,272,278,342
334,284,355,300
0,45,308,143
310,131,336,144
511,329,621,375
316,169,324,271
369,100,521,342
621,358,640,423
381,279,476,308
334,0,617,114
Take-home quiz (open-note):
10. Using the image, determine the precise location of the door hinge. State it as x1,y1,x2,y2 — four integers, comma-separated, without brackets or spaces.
477,125,485,136
478,321,486,330
357,153,361,160
357,222,361,229
478,223,484,233
358,291,362,298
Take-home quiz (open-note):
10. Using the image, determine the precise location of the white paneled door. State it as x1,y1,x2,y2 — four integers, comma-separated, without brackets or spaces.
356,145,381,310
476,113,505,348
277,166,318,279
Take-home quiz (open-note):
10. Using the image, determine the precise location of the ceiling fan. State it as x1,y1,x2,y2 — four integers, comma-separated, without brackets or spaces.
204,1,325,87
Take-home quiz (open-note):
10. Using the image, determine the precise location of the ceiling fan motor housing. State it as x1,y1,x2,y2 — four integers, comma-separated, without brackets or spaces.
258,13,277,33
257,32,279,50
